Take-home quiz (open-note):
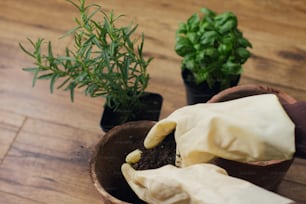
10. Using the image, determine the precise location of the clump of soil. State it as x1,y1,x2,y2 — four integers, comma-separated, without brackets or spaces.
132,131,176,170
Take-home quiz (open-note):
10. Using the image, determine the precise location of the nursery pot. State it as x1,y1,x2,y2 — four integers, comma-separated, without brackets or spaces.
182,69,240,105
100,92,163,132
90,121,155,204
208,84,297,191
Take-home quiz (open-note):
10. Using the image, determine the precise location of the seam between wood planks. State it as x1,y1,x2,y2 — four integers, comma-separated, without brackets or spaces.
0,116,28,167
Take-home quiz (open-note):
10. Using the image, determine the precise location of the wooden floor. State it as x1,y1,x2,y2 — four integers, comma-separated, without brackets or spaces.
1,0,306,203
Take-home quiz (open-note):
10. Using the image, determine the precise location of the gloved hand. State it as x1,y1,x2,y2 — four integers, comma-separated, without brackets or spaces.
121,163,294,204
144,94,295,167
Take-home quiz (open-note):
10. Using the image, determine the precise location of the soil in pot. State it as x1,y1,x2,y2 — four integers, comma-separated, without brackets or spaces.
100,92,163,132
182,69,240,105
132,131,176,170
91,121,175,204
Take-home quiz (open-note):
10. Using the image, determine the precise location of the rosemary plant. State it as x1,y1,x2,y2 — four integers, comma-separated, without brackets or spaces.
175,8,252,88
20,0,152,117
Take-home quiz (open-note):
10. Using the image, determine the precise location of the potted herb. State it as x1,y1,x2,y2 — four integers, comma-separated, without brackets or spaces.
19,0,163,131
175,8,252,104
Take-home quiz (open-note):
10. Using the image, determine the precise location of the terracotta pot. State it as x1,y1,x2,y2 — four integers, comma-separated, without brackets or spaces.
90,121,155,204
208,84,297,191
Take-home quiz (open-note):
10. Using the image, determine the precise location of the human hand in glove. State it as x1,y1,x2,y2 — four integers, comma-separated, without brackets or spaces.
122,163,294,204
144,94,295,167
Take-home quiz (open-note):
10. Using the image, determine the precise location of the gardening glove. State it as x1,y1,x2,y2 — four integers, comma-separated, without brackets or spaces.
121,163,294,204
144,94,295,167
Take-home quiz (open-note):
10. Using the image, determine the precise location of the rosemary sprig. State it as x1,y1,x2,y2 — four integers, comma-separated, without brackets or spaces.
20,0,152,113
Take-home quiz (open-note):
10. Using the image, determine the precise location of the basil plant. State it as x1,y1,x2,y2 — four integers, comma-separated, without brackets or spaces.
175,8,252,88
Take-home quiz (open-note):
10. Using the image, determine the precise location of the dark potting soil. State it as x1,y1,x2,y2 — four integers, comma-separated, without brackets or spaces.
132,131,176,170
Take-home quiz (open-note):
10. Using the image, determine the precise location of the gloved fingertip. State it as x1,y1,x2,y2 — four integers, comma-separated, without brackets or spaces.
121,163,130,172
121,163,135,180
144,120,177,149
125,149,142,164
121,163,146,191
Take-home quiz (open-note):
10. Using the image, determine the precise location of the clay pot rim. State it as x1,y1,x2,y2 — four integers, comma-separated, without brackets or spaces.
89,121,156,204
208,84,297,104
89,131,128,204
243,159,291,167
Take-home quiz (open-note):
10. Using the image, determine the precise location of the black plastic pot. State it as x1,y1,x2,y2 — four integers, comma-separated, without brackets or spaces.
100,92,163,132
182,69,240,105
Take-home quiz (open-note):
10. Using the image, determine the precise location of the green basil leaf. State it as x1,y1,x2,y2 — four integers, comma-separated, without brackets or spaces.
218,43,232,55
218,19,237,34
214,12,236,26
236,47,251,59
205,48,218,59
187,13,200,32
195,71,208,84
187,32,199,44
200,8,216,18
175,37,194,56
238,37,253,48
222,61,242,74
201,31,218,45
177,23,187,34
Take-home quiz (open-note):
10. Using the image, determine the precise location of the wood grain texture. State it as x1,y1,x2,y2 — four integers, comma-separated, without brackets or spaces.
0,0,306,203
0,191,45,204
0,110,25,162
279,158,306,202
0,118,103,204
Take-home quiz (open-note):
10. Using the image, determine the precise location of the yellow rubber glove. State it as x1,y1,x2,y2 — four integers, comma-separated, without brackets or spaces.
144,94,295,167
122,163,294,204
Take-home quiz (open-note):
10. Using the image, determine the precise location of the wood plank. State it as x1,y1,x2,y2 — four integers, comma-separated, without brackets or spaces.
277,158,306,202
0,118,103,204
239,76,306,102
284,158,306,185
0,191,45,204
0,37,103,134
243,46,306,94
1,0,306,203
0,109,25,162
0,0,104,133
278,180,306,203
0,0,79,34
